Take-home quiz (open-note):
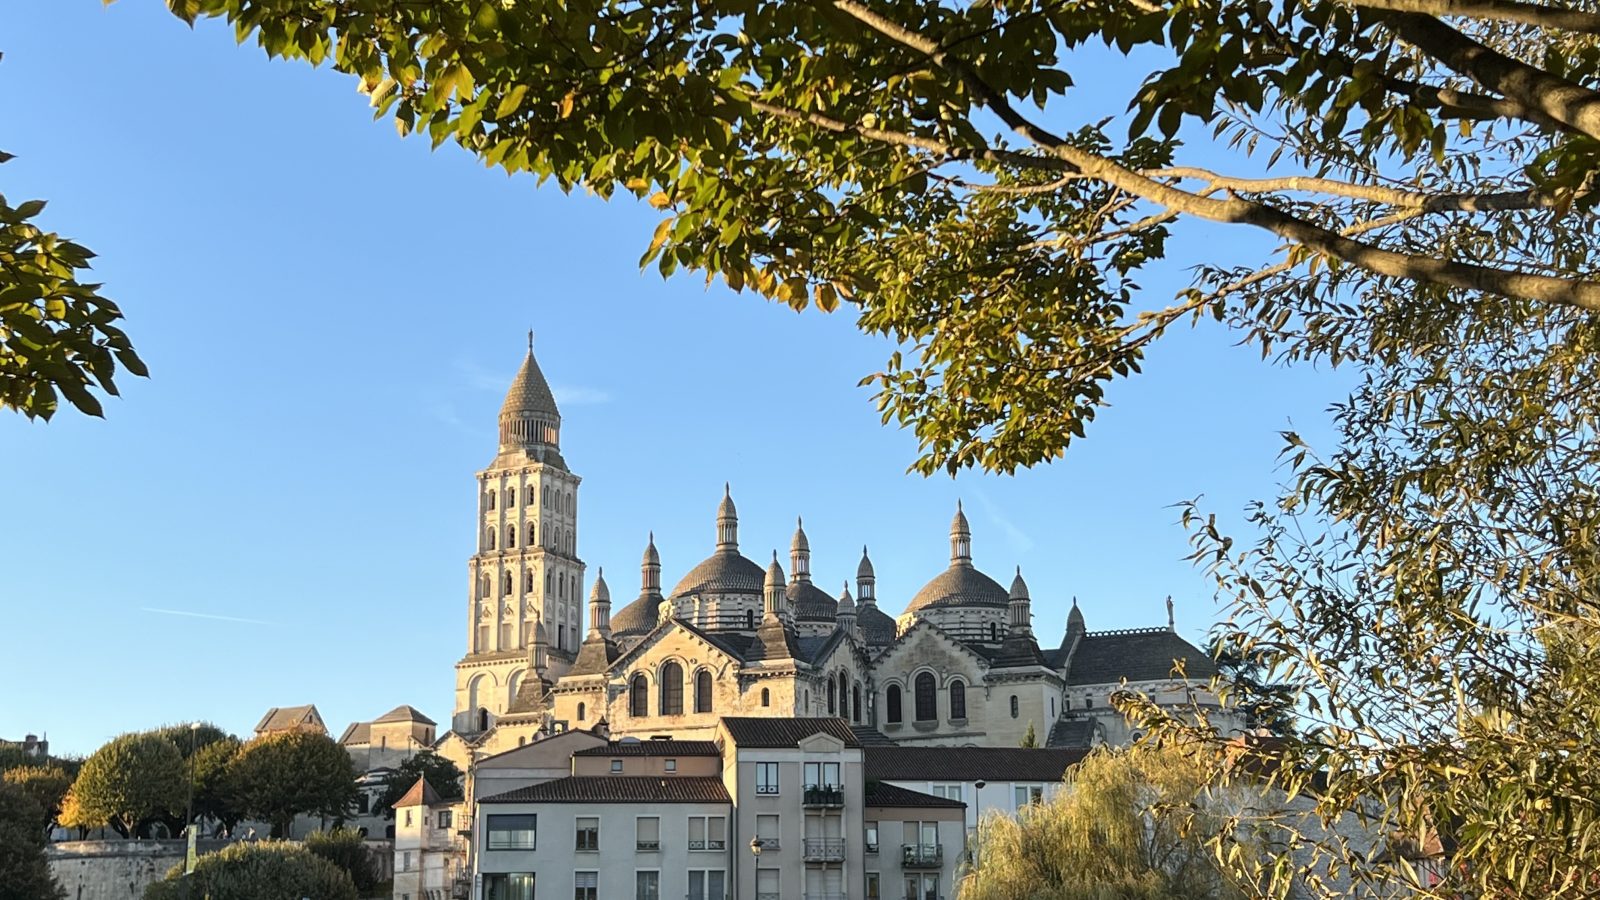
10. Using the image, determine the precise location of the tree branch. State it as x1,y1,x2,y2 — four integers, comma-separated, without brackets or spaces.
1354,0,1600,33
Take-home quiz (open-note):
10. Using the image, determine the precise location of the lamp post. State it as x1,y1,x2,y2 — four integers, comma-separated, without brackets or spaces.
749,837,763,899
971,780,986,868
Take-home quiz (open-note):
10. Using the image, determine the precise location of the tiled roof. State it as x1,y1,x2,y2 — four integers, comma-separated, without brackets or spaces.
856,604,898,646
720,717,861,748
567,635,621,676
481,776,731,805
393,777,443,809
864,782,966,809
375,705,436,725
865,746,1086,782
1047,719,1097,749
850,726,898,747
1063,629,1217,684
337,722,371,746
669,550,767,599
501,350,560,421
787,581,838,622
573,740,721,757
608,592,664,638
677,618,755,662
254,705,323,734
990,632,1050,669
795,630,847,665
745,618,801,663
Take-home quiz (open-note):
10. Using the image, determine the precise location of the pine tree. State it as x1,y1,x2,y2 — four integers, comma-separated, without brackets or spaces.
1019,721,1038,749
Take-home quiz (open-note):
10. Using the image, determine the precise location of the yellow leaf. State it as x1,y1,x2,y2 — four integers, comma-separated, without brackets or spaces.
647,218,673,255
559,91,576,119
648,192,672,210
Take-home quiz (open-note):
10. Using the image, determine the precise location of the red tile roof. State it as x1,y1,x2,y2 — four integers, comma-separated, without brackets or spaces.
864,782,966,809
481,776,731,805
573,740,720,757
864,746,1086,782
720,717,861,748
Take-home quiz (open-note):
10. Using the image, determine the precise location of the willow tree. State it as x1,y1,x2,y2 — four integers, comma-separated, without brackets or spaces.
163,0,1600,894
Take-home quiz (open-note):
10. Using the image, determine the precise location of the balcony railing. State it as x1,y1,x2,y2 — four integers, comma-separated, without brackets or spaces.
757,894,781,900
803,894,847,900
902,843,944,868
451,875,471,900
636,839,661,851
687,839,727,850
802,838,846,862
802,785,844,807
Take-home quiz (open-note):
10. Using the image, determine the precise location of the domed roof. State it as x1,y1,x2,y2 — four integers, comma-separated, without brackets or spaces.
608,593,661,637
857,546,875,579
669,550,767,598
905,565,1011,612
788,580,838,621
1009,567,1029,600
590,568,610,603
717,484,737,520
642,532,660,566
763,552,786,590
856,604,897,645
837,582,856,612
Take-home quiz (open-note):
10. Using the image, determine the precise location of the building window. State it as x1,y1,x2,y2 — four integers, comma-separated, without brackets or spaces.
755,814,780,850
756,868,779,900
687,815,726,850
687,870,726,900
827,679,837,715
914,672,937,722
483,874,535,900
1013,784,1044,807
507,525,516,548
401,851,411,871
487,491,496,511
577,702,587,721
631,675,649,717
1051,696,1056,718
503,571,513,596
760,687,770,707
745,609,755,629
486,528,496,550
755,762,780,795
356,793,370,814
660,662,684,715
437,809,452,829
1010,695,1020,718
931,783,962,803
611,759,623,774
574,871,598,900
636,817,661,851
905,873,939,900
404,810,412,827
886,685,902,723
1084,694,1093,709
989,621,998,642
528,522,537,545
950,680,967,720
575,816,599,851
866,872,881,899
865,821,879,853
665,759,677,772
695,669,713,713
485,814,536,850
803,761,840,789
852,683,862,723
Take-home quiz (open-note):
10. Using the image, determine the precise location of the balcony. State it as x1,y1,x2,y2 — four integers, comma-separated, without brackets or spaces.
687,839,727,851
757,894,781,900
636,840,661,852
803,894,847,900
902,843,944,868
802,785,844,808
802,838,846,862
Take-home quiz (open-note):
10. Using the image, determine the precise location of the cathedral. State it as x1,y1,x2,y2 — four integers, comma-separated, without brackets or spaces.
442,345,1236,759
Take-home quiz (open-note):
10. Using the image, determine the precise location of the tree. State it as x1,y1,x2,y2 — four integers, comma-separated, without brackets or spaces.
1019,721,1038,749
225,732,356,838
1,767,71,832
1205,633,1298,737
189,737,244,834
171,0,1600,478
67,733,185,839
0,781,65,900
304,828,379,893
962,742,1252,900
374,751,463,820
142,841,356,900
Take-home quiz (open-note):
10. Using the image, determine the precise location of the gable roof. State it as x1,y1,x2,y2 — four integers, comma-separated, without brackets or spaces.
874,618,990,670
375,705,436,726
1063,629,1217,684
481,776,731,805
1047,718,1099,749
392,776,443,809
849,725,898,747
254,705,324,735
864,781,966,809
573,740,721,757
865,746,1086,782
720,717,861,748
338,722,371,746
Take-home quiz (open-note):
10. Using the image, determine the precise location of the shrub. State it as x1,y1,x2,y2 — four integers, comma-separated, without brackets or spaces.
304,828,378,892
143,841,356,900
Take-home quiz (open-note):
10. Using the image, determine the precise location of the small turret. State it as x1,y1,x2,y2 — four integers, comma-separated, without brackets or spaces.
1008,566,1032,635
763,552,787,621
1066,596,1086,643
950,500,972,566
856,546,877,604
716,484,739,552
641,533,662,597
790,517,812,584
588,568,612,640
836,581,857,636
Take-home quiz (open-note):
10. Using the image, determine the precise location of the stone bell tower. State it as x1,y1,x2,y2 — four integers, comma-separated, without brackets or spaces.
453,335,585,735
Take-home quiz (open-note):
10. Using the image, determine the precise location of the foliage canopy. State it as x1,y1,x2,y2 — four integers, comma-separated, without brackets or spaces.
225,731,356,837
375,751,463,820
66,732,184,839
0,780,65,900
143,841,357,900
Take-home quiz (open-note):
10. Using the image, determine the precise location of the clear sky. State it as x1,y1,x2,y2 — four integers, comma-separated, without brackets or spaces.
1,2,1346,756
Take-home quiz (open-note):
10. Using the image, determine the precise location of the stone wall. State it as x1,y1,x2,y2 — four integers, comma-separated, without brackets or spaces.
47,839,228,900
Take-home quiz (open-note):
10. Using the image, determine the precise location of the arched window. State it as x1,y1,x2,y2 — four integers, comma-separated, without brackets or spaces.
477,708,489,732
886,685,903,723
558,577,565,600
528,522,537,545
486,528,496,551
480,575,490,598
506,488,515,508
542,486,550,507
487,491,495,511
852,684,862,723
577,702,586,721
525,571,535,591
502,571,513,595
1010,695,1020,718
989,622,998,642
506,525,516,549
827,679,837,715
914,672,937,721
760,688,771,707
546,572,553,594
950,680,967,720
660,662,684,715
630,674,649,717
570,575,578,599
695,670,714,713
745,610,755,630
557,624,565,648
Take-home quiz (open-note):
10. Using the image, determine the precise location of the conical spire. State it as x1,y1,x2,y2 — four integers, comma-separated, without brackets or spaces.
1008,566,1032,634
763,551,787,619
856,545,877,604
640,533,662,597
498,339,562,454
836,581,857,635
790,517,812,584
588,568,612,639
950,500,973,566
1066,596,1085,639
716,484,739,552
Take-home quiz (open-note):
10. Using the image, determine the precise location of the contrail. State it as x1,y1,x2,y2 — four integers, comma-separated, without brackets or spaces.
140,607,273,626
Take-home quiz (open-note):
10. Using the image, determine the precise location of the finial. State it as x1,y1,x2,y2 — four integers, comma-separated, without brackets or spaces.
724,481,731,497
528,328,534,353
797,515,803,528
863,544,868,556
1016,565,1021,576
648,530,654,543
598,566,604,577
1072,596,1078,607
957,498,963,512
772,550,779,563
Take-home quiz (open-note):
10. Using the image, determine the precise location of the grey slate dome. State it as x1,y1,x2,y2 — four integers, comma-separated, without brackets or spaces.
607,594,660,638
670,551,767,598
857,547,875,579
905,565,1011,611
856,604,897,645
788,580,839,622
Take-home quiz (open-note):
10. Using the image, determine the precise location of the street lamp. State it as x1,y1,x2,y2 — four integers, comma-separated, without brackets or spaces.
749,836,763,858
971,780,986,867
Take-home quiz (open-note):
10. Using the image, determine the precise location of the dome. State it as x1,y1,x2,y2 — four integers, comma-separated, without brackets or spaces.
1009,567,1029,600
608,594,660,637
501,348,560,421
717,484,737,520
857,546,875,579
591,569,610,603
788,580,838,622
905,565,1011,612
856,604,897,645
642,533,660,566
792,518,810,553
763,552,786,590
669,550,767,598
837,582,856,612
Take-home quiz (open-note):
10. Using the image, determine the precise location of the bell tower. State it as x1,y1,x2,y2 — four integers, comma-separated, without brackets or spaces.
454,336,585,734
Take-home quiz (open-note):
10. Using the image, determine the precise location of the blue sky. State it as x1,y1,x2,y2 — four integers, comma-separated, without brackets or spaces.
2,2,1345,756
